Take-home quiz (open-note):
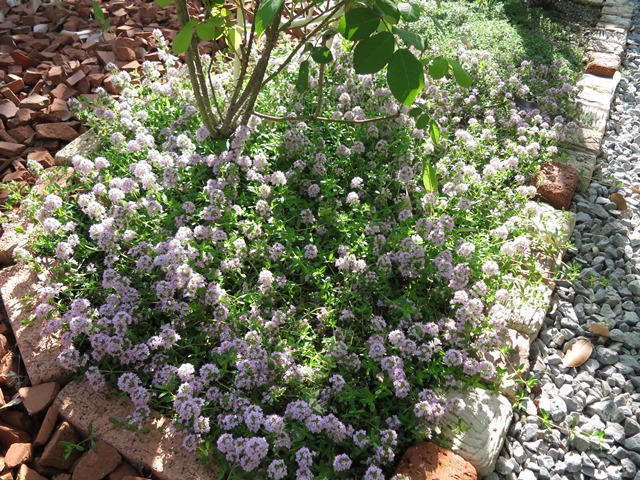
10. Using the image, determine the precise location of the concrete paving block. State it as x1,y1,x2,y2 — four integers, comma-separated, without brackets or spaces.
0,264,69,385
0,218,36,268
577,85,616,111
54,129,101,166
563,127,604,157
599,14,633,30
591,28,628,47
439,388,513,478
559,149,598,192
576,101,610,134
505,278,554,338
576,72,621,96
54,380,216,480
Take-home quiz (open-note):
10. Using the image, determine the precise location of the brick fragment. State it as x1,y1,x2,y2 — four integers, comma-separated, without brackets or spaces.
39,421,79,470
4,442,33,469
26,149,55,169
534,161,580,210
7,126,35,145
0,423,31,450
16,464,47,480
19,382,61,415
0,141,26,157
585,52,621,78
394,442,478,480
19,94,49,110
34,406,59,446
0,100,18,120
34,123,78,142
51,83,77,101
72,441,122,480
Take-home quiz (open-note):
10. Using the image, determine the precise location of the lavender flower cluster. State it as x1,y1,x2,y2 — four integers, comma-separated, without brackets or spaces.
27,34,577,478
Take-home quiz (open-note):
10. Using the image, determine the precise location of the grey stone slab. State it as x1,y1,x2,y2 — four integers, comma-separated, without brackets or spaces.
55,380,216,479
54,129,101,165
577,73,621,96
0,217,35,268
481,329,531,401
563,127,604,158
558,149,598,193
599,15,633,30
576,101,610,134
591,28,628,47
439,388,513,478
596,22,630,35
0,264,69,385
577,86,615,111
505,277,554,338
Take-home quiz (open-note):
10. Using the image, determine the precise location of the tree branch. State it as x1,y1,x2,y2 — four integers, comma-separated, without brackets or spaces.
252,111,401,125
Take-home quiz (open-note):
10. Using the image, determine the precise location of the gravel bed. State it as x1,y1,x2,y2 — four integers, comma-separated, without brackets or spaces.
489,6,640,480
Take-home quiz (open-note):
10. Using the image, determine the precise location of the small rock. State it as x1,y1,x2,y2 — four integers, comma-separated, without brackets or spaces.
624,433,640,453
4,442,33,468
19,382,60,415
0,141,26,157
107,462,139,480
34,406,59,446
19,94,50,110
39,421,79,470
0,424,30,450
72,440,122,480
34,123,78,142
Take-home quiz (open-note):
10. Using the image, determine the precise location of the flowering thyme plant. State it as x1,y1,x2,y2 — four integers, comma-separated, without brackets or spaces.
25,33,577,479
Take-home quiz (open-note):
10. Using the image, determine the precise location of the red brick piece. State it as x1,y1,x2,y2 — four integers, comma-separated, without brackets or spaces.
26,149,55,169
72,440,122,480
20,94,50,110
34,406,59,446
34,123,78,142
534,161,579,210
7,125,35,145
19,382,61,415
4,442,33,468
0,141,26,157
0,100,18,120
585,52,621,78
394,442,478,480
0,423,31,450
39,421,79,470
16,464,47,480
107,462,139,480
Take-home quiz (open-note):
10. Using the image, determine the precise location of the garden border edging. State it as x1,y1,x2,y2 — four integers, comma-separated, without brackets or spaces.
0,1,635,476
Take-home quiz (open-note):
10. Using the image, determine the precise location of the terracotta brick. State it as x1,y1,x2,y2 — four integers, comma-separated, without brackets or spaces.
0,141,26,157
0,411,34,433
66,69,85,87
26,149,55,168
7,125,35,145
107,462,139,480
47,65,65,85
0,87,20,107
51,83,77,101
72,441,122,480
16,464,47,480
19,94,49,110
39,421,79,470
585,52,621,78
394,442,478,480
0,423,30,450
534,161,580,210
4,77,25,93
0,100,18,120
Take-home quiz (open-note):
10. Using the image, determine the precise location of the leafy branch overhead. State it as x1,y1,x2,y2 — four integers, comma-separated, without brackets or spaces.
152,0,473,138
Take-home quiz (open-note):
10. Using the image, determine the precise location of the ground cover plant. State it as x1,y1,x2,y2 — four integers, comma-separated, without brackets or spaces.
14,2,588,478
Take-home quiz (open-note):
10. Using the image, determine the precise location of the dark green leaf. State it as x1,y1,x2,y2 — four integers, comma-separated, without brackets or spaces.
311,46,333,64
429,120,440,143
102,19,110,31
416,113,430,130
172,19,198,55
255,0,284,37
375,0,400,20
426,13,445,34
408,107,422,117
196,18,224,41
296,60,310,93
428,56,449,79
155,0,173,6
423,163,438,193
398,2,421,22
387,49,424,106
392,26,425,51
450,58,473,88
338,8,380,41
353,32,395,74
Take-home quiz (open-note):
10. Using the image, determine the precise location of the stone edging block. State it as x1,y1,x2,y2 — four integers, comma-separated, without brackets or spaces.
438,388,513,478
54,380,215,480
0,264,69,385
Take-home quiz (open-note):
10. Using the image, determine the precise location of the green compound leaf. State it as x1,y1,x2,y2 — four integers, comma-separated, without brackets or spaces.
386,49,424,107
392,26,425,51
398,2,421,22
428,56,449,79
423,163,438,193
338,8,380,41
353,32,395,74
255,0,284,37
196,17,224,41
296,60,310,93
449,58,473,88
172,19,198,55
310,46,334,64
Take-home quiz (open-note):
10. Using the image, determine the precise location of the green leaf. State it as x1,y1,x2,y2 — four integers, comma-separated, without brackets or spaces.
102,19,110,32
196,18,224,41
398,2,421,22
408,107,422,118
428,56,449,79
450,59,473,88
415,113,430,130
386,49,424,106
92,1,104,21
310,46,333,64
338,8,380,41
226,24,242,52
172,19,198,55
423,163,438,193
353,32,395,74
375,0,400,20
296,60,310,93
392,26,425,51
255,0,284,37
155,0,173,6
429,120,440,143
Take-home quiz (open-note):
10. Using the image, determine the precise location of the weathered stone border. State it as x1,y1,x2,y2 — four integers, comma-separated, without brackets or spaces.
0,1,635,476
